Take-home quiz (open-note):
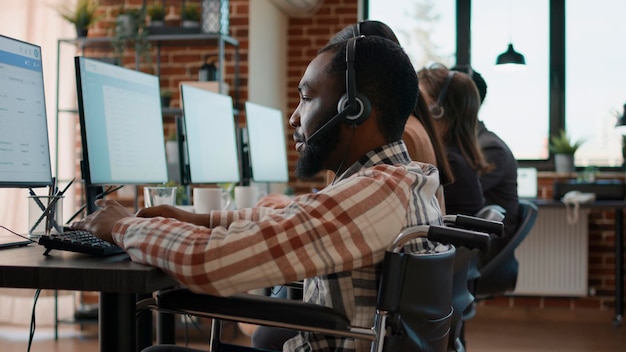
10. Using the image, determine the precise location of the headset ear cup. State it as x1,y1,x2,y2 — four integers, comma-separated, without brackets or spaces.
337,93,372,126
430,104,444,119
350,93,371,126
337,93,350,114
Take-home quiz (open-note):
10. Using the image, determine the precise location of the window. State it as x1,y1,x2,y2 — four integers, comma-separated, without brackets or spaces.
366,0,456,68
472,0,550,160
566,0,626,167
366,0,624,169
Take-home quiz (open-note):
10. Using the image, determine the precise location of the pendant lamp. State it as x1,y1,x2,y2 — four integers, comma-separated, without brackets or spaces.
496,43,526,65
496,0,526,66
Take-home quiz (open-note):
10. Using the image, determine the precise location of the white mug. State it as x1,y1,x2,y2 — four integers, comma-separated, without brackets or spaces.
234,186,265,209
193,188,231,213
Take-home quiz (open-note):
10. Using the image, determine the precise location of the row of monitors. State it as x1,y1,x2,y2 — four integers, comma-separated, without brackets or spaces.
76,56,289,186
0,33,287,190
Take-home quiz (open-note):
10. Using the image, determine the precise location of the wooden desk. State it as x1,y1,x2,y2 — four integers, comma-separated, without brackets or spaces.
531,199,625,326
0,244,176,351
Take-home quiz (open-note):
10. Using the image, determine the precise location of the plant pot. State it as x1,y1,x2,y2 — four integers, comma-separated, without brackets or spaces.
75,25,88,38
116,14,138,38
554,154,575,173
161,96,171,108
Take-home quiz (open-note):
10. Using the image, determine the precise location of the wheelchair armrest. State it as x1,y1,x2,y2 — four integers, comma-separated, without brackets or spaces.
153,288,351,332
428,225,491,253
443,214,504,237
390,225,491,253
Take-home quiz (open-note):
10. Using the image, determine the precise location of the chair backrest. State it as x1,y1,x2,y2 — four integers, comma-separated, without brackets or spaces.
475,200,538,297
474,204,506,222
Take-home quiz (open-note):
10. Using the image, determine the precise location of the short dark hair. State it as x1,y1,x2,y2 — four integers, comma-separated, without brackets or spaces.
450,64,487,104
327,20,400,46
318,36,418,142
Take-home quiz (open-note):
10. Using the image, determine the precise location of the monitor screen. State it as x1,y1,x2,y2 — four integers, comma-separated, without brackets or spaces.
245,102,288,183
517,167,538,199
0,35,52,188
75,56,168,185
180,84,240,184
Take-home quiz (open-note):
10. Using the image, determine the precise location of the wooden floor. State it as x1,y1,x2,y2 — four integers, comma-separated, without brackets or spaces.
1,309,625,351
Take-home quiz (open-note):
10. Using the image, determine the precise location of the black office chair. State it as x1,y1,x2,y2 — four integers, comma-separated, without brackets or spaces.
138,223,492,352
473,200,538,298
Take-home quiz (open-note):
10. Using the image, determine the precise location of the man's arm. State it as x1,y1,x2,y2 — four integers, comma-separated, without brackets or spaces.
137,205,211,226
111,169,431,297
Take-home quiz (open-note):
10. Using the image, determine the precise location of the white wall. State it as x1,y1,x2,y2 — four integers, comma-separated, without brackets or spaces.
248,1,289,194
248,1,288,113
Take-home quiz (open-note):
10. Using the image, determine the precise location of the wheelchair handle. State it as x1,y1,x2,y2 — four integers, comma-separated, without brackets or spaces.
443,214,504,237
389,225,490,253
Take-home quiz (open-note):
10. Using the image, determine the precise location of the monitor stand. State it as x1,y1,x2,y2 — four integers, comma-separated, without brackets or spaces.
238,126,251,186
80,159,104,215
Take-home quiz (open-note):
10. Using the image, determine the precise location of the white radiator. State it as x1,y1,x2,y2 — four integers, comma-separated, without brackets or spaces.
513,207,589,296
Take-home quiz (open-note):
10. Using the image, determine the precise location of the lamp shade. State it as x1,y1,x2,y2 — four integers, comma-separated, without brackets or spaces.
496,43,526,65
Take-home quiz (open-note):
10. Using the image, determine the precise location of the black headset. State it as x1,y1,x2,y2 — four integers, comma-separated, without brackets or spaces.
307,36,372,143
430,70,455,119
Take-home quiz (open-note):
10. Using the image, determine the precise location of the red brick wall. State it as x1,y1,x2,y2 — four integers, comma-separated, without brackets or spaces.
91,0,248,115
285,0,359,193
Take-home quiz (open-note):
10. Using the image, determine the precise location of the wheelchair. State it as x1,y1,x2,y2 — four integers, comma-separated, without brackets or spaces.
137,217,496,352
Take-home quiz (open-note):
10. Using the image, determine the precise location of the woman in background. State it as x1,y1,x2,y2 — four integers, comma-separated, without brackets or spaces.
417,65,490,215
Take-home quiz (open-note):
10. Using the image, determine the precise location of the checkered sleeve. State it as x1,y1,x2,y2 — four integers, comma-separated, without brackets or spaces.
110,163,438,297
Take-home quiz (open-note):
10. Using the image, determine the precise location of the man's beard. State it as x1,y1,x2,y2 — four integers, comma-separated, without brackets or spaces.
295,124,341,179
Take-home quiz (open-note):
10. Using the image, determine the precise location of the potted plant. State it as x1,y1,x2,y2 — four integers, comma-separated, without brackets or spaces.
56,0,101,37
111,4,150,65
115,6,142,39
549,129,585,173
181,4,200,28
160,88,172,107
147,1,165,27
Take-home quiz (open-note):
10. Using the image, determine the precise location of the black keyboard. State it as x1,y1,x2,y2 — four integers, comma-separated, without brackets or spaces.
38,230,125,256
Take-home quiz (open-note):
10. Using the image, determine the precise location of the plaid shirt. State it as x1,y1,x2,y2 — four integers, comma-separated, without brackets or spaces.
112,141,443,352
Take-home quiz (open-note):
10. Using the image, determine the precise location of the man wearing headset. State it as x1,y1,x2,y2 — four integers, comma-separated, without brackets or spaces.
72,36,443,352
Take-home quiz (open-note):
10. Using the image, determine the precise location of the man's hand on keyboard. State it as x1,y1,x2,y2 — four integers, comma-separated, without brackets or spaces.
70,199,134,243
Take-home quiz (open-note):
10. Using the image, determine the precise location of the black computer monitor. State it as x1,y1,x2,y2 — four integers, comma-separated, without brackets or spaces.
75,57,168,212
180,84,240,184
75,56,168,186
0,35,53,188
244,102,289,183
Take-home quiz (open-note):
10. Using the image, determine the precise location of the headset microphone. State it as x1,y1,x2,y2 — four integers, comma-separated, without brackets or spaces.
306,36,371,145
306,106,353,144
